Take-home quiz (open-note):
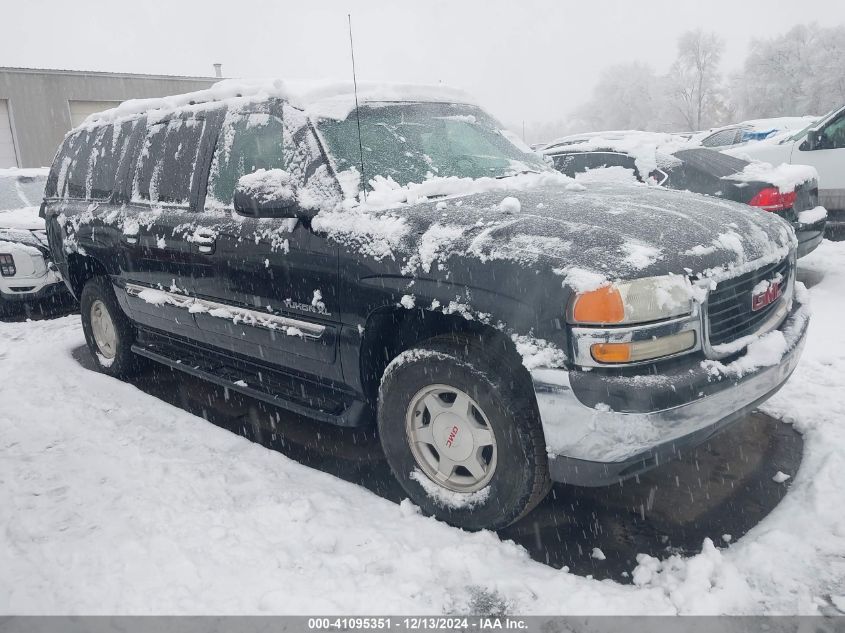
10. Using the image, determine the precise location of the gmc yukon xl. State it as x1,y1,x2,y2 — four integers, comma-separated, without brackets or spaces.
43,80,810,530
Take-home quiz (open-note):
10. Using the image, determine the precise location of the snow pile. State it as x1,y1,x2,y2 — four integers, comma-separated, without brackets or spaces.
409,470,490,510
574,166,640,185
798,206,827,225
725,161,818,191
80,78,476,129
631,539,754,614
236,169,296,207
310,208,408,261
362,171,582,210
542,131,690,177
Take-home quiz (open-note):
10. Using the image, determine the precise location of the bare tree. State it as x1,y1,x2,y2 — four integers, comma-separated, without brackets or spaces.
665,29,726,130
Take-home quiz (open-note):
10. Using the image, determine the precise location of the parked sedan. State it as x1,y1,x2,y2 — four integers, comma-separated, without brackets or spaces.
0,168,66,314
543,141,826,258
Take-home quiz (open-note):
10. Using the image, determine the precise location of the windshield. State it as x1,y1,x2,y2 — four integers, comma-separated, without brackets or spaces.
786,109,843,143
0,174,47,211
316,102,548,189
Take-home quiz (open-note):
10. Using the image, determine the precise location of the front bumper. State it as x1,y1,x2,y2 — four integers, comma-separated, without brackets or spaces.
531,296,809,487
0,269,66,303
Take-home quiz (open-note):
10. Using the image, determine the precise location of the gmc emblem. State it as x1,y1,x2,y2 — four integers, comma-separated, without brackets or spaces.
751,279,783,312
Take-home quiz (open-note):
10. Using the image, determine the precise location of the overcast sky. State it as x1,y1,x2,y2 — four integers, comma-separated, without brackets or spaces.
4,0,845,128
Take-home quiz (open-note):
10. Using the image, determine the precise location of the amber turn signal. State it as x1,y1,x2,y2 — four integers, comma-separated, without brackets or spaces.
590,342,632,363
571,286,625,325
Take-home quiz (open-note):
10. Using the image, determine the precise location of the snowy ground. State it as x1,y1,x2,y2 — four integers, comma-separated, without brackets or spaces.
2,241,845,615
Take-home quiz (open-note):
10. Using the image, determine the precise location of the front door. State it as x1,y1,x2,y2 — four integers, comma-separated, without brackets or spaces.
192,103,342,380
793,109,845,211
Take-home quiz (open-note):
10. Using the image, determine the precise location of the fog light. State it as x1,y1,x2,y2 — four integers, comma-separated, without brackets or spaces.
591,331,695,364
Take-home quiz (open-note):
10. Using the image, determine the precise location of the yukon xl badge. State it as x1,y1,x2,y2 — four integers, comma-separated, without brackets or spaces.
751,278,783,312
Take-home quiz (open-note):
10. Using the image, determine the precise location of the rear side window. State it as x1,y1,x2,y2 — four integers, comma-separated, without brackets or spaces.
701,129,739,148
133,115,207,205
53,129,97,198
87,120,140,200
206,112,286,208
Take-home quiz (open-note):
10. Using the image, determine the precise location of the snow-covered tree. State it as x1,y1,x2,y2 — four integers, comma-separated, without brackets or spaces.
664,29,727,131
573,62,662,132
733,24,845,119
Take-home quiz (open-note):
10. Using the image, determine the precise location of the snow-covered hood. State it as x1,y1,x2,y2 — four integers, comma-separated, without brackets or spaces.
320,179,796,286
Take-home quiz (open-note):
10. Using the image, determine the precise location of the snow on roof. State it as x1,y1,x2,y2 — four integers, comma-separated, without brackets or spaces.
80,78,477,127
540,131,691,176
0,167,50,179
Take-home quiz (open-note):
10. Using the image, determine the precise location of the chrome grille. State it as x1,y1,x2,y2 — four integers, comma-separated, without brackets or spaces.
706,257,791,347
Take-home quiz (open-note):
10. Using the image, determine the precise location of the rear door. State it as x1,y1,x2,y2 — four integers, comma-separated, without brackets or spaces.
118,109,221,339
192,102,342,378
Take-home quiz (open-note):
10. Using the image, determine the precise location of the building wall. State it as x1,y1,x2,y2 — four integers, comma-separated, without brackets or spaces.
0,68,217,168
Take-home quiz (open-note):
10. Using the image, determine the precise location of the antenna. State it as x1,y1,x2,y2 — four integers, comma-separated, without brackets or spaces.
348,14,367,202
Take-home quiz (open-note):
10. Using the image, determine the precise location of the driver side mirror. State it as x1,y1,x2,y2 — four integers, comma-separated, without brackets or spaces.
233,169,314,219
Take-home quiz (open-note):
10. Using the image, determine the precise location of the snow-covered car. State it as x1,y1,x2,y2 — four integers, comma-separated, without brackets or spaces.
44,80,809,531
692,116,818,150
542,140,827,258
726,105,845,229
0,168,66,314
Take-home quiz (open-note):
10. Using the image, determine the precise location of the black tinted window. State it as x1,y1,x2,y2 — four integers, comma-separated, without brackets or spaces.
63,129,98,198
133,115,206,205
87,121,139,200
206,112,286,208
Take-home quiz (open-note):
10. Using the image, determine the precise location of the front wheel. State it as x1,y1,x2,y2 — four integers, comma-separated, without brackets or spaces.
378,334,551,531
80,276,141,378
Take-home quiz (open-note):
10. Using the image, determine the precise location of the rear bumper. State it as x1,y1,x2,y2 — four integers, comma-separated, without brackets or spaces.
531,295,809,486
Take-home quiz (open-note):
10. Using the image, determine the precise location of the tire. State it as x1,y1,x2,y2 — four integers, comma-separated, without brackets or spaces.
80,276,140,378
377,333,551,530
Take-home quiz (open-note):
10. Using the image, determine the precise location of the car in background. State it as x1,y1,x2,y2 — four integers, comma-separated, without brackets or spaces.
542,141,826,258
0,168,66,314
725,105,845,233
693,117,818,150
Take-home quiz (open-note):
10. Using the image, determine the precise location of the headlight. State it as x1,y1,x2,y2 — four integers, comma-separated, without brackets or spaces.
568,275,694,326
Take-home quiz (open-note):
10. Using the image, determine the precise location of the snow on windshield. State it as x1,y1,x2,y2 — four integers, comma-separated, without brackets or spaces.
315,102,547,190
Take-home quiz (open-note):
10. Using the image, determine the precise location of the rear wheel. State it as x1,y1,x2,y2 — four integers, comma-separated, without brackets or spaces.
378,334,551,531
80,276,140,378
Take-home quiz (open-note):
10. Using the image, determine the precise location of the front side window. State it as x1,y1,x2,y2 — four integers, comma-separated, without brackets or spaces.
133,115,206,205
316,102,547,189
206,112,286,208
818,114,845,150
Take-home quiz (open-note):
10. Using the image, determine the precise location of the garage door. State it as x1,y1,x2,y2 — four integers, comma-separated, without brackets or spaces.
0,100,18,168
68,100,121,128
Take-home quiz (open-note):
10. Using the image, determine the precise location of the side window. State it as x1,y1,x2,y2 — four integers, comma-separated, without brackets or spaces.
701,129,736,148
88,120,139,200
819,115,845,150
63,129,98,198
552,153,588,176
133,115,207,205
206,112,286,208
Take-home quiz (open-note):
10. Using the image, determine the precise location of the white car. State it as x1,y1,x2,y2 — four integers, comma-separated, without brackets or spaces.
0,168,66,314
726,106,845,225
693,116,818,150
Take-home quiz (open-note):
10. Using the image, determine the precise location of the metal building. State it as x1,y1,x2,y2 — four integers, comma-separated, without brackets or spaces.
0,67,219,168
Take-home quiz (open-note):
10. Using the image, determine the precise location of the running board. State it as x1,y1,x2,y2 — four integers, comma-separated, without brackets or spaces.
130,343,369,428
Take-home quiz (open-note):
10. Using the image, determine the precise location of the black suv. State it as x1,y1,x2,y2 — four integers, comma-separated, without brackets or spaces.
44,81,809,530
